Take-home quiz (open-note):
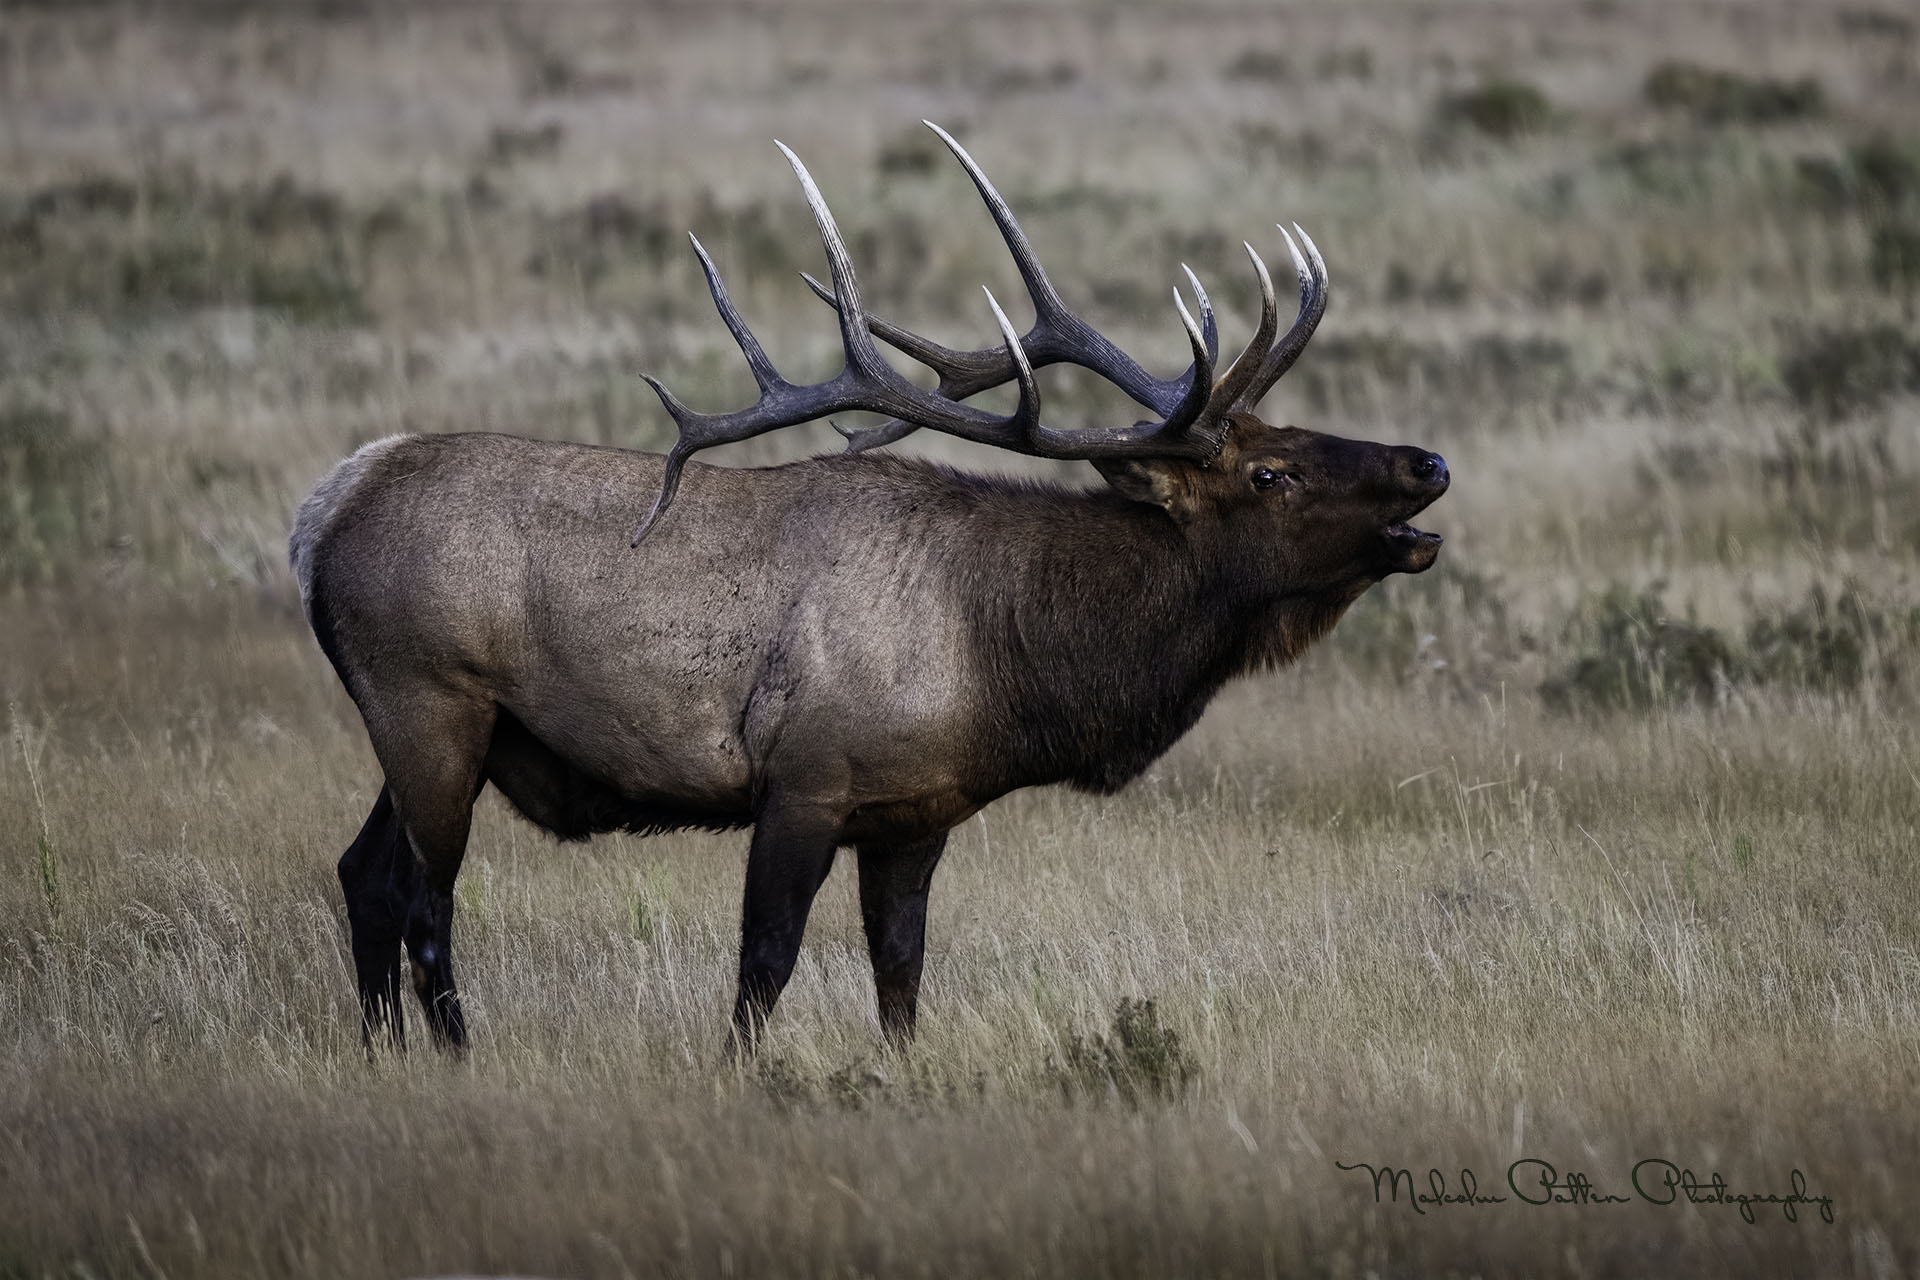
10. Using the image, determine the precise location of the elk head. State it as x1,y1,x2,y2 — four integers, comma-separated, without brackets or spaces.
631,121,1448,599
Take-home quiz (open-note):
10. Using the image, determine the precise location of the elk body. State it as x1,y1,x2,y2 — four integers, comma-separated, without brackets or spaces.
292,125,1449,1055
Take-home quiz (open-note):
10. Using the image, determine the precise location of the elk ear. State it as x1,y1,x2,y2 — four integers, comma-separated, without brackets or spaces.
1092,457,1194,518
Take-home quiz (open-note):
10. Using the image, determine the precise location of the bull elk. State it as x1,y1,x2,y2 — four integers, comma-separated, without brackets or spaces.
290,124,1449,1056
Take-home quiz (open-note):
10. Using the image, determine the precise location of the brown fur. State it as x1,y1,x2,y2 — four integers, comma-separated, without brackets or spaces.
294,414,1448,1053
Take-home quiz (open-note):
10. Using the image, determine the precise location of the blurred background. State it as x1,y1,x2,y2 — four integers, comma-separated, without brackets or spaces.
4,0,1918,694
2,2,1918,1276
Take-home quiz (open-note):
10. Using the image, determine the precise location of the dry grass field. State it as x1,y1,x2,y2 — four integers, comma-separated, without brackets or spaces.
4,0,1920,1275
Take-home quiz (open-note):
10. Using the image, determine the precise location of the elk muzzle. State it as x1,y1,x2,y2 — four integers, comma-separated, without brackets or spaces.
1380,447,1449,574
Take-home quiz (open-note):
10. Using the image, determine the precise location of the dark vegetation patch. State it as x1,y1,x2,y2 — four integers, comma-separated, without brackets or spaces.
1542,586,1738,711
1868,220,1920,314
1836,7,1915,40
1290,330,1582,425
747,1056,983,1114
1626,334,1748,418
1756,418,1896,502
1433,78,1554,140
1223,49,1292,83
1866,221,1920,318
499,23,631,99
486,121,566,166
0,0,373,12
876,126,950,178
1329,562,1519,686
1234,124,1332,174
983,61,1078,94
1842,135,1920,209
1382,259,1472,307
0,400,111,587
528,193,804,301
1542,583,1920,712
1794,134,1920,213
0,171,370,325
1530,254,1612,308
1778,324,1920,421
531,192,940,310
1315,46,1374,80
1744,585,1920,693
527,193,680,282
1604,135,1742,203
1643,61,1824,125
1051,999,1196,1105
1793,137,1920,316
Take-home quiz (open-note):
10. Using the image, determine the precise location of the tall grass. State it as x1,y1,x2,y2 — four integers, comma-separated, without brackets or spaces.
2,0,1918,1275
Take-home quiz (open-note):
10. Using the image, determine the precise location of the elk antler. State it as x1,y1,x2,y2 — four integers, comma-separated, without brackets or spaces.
632,125,1328,543
812,127,1329,452
1229,222,1329,413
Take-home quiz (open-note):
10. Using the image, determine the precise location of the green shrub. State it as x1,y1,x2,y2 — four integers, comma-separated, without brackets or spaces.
1543,583,1920,712
1434,78,1554,140
1746,585,1920,693
1054,999,1196,1105
1644,61,1824,124
1542,586,1738,713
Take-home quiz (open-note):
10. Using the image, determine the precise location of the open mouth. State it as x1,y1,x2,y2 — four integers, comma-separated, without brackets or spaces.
1381,520,1443,572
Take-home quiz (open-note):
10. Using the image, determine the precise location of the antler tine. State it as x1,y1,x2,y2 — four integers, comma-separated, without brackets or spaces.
1230,223,1329,413
1199,242,1279,418
981,285,1043,445
776,142,890,387
688,234,781,392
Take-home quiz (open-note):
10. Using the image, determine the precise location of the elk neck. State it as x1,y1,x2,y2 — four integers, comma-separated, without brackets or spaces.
956,482,1357,796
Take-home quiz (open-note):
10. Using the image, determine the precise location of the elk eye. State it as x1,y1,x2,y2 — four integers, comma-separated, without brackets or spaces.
1251,467,1295,491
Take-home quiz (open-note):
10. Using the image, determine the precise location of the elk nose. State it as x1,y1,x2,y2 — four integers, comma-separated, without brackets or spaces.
1409,451,1448,486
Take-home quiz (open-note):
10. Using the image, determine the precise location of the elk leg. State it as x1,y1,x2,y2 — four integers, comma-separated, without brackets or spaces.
729,798,842,1057
856,834,948,1045
367,692,494,1055
337,786,417,1055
